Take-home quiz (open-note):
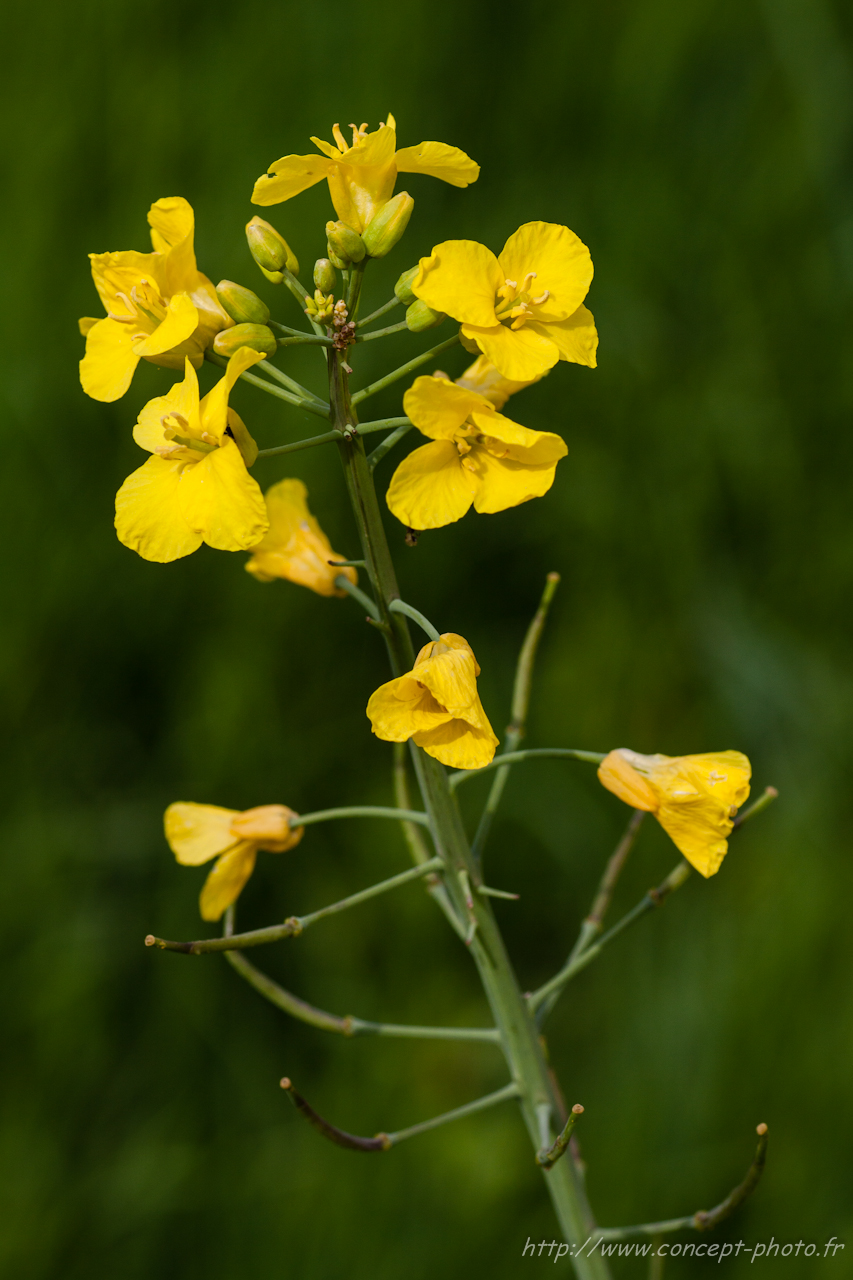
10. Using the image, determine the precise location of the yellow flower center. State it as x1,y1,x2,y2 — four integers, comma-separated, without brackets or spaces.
494,272,551,330
109,278,168,335
156,410,215,460
330,121,389,155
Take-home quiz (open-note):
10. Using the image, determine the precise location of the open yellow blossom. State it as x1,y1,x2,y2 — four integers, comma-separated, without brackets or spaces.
245,478,358,597
367,633,498,770
453,354,544,410
252,115,479,234
79,197,232,402
597,749,752,877
412,222,598,382
386,375,567,530
115,347,268,562
165,802,304,921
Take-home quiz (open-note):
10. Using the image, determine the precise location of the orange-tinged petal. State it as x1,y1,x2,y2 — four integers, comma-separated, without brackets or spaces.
245,478,356,596
412,717,497,770
394,141,480,186
386,440,477,529
80,317,140,402
455,355,543,409
498,222,593,322
597,750,659,811
177,439,269,552
463,322,559,382
528,305,598,369
367,676,453,741
115,455,203,562
164,801,240,866
469,448,561,514
252,153,332,205
413,241,503,327
199,843,257,921
132,292,199,358
402,375,487,440
230,805,304,853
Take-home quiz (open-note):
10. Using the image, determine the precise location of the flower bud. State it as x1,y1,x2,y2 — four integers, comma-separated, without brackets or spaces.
229,804,304,853
313,258,337,293
304,290,336,324
325,221,366,266
362,192,414,259
394,267,418,305
213,323,277,358
215,280,271,326
405,300,446,333
246,216,299,280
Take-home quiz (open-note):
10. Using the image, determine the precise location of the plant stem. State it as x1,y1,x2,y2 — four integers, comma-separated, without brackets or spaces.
368,421,416,471
472,573,560,869
328,346,611,1278
334,575,382,620
356,320,410,342
356,296,402,329
145,856,443,955
294,804,429,829
351,333,461,406
256,418,410,461
385,1083,521,1147
205,351,329,417
450,748,606,789
257,359,329,410
389,598,441,642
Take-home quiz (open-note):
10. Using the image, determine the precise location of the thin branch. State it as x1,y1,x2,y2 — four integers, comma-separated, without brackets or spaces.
257,359,329,410
537,1104,584,1170
256,418,409,460
450,748,606,790
334,575,381,620
394,742,467,940
276,335,333,347
279,267,326,336
204,351,330,419
389,599,441,642
733,785,778,827
294,803,430,829
384,1082,521,1147
355,296,402,329
280,1077,390,1152
145,856,443,955
471,574,560,869
268,320,317,339
368,421,416,471
592,1125,769,1242
351,333,461,405
356,320,410,342
225,950,500,1041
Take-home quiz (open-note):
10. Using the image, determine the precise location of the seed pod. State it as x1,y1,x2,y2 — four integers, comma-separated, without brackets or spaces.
325,221,366,266
405,299,446,333
394,266,418,305
213,323,278,358
363,192,414,259
313,258,337,293
246,217,299,279
215,280,270,326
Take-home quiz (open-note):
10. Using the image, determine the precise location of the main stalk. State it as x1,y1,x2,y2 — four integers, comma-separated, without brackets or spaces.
328,346,611,1280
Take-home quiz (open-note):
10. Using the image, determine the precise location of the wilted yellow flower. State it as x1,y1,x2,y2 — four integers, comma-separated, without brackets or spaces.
597,749,752,877
367,633,498,770
386,375,567,530
412,222,598,382
252,115,479,234
453,354,544,409
79,197,231,402
246,478,358,597
115,348,268,562
165,802,304,921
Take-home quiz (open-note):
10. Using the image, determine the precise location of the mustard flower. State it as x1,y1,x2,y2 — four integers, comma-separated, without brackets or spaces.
245,478,358,597
115,348,268,562
412,222,598,382
453,354,544,410
252,115,479,234
386,375,567,530
79,197,231,402
367,633,498,770
597,749,752,877
165,802,304,921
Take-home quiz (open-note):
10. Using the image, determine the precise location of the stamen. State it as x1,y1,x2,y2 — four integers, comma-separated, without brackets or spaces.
200,431,218,446
332,123,347,152
531,290,550,305
520,271,537,292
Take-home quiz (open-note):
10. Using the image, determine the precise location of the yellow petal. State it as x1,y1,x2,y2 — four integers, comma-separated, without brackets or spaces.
252,153,332,206
230,805,304,853
469,447,561,514
469,409,567,465
340,125,397,167
463,323,559,382
597,750,660,811
78,317,99,336
245,478,355,596
227,407,258,467
394,141,480,187
386,440,477,529
414,632,481,675
115,455,203,562
402,375,487,440
199,843,257,921
164,801,240,865
455,355,543,409
413,241,503,327
132,292,199,358
528,305,598,369
148,196,195,253
133,358,201,453
413,717,497,770
80,317,140,402
498,222,593,322
88,249,157,315
177,439,269,552
415,644,490,726
198,345,265,442
367,676,453,742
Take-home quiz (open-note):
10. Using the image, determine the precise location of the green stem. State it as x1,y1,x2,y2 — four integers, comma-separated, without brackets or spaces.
334,575,381,620
394,742,467,939
351,333,461,406
145,856,443,955
368,421,416,471
276,334,333,347
328,348,611,1278
385,1083,521,1147
294,804,430,829
256,418,410,461
257,359,329,411
356,320,410,342
280,267,326,336
450,748,606,789
205,350,329,417
389,599,441,642
356,296,402,329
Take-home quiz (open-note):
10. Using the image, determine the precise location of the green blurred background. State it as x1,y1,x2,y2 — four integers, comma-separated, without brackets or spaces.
3,0,852,1275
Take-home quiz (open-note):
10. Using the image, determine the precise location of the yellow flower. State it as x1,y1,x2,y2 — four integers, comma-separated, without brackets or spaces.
597,749,752,877
246,478,358,597
115,347,269,562
164,802,304,921
386,375,567,530
412,222,598,382
79,197,232,402
367,633,498,770
252,115,479,234
453,354,544,410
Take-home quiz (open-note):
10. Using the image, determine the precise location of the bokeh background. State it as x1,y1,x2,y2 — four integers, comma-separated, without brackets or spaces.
3,1,852,1275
